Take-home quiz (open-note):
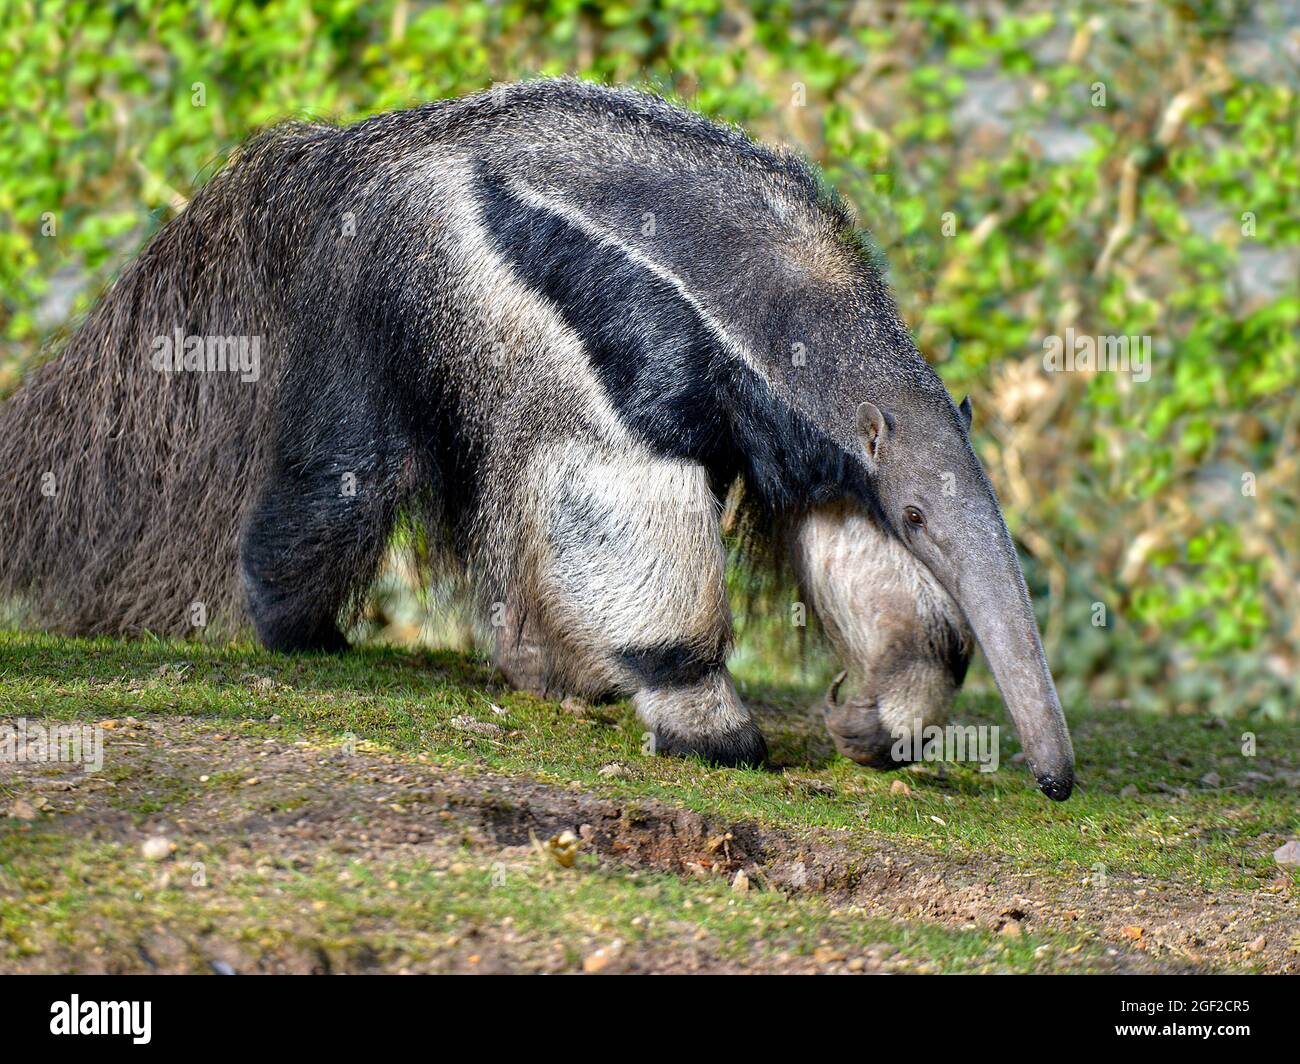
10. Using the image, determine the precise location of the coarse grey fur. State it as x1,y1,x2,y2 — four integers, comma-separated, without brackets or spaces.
0,79,1073,797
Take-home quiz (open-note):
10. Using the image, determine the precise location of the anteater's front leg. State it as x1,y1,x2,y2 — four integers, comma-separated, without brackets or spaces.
521,443,766,767
788,501,973,767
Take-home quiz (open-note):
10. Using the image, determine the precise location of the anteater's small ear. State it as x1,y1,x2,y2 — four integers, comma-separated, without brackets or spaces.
856,401,891,461
959,395,973,430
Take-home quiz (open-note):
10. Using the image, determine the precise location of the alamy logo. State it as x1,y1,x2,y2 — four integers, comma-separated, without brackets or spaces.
149,328,261,382
49,995,151,1044
1,718,103,773
1042,328,1151,382
891,723,1001,773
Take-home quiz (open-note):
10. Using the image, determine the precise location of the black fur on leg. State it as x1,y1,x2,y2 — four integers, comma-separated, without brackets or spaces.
240,472,369,653
615,640,726,689
253,613,350,654
240,353,414,654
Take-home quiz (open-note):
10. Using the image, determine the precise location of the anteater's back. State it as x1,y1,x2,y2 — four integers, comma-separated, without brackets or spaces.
0,80,878,638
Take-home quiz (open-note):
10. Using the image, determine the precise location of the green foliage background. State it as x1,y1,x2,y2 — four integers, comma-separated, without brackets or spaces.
1,0,1296,718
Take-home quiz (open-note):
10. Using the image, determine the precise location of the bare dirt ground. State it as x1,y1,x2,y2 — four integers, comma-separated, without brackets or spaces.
3,717,1293,973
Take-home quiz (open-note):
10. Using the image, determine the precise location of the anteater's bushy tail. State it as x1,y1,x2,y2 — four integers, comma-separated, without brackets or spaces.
0,125,328,637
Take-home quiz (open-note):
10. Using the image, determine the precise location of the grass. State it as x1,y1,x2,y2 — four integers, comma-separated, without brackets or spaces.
1,628,1297,973
0,829,1098,974
3,630,1296,888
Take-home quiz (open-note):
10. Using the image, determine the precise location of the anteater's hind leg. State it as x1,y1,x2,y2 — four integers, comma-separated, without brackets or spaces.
521,443,766,766
492,599,626,702
240,379,411,653
491,602,554,698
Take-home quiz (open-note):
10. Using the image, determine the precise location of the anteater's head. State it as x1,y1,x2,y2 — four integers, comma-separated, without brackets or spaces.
848,394,1075,801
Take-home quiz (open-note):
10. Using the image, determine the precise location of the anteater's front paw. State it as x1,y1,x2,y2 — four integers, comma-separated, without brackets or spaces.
651,724,768,769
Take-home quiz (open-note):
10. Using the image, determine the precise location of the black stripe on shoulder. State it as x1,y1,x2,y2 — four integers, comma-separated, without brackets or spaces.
473,162,871,514
474,164,728,466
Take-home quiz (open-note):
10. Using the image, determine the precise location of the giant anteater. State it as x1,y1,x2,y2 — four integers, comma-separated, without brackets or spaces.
0,80,1073,799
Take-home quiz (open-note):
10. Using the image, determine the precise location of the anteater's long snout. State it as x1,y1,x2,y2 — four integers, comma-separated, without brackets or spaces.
950,552,1075,801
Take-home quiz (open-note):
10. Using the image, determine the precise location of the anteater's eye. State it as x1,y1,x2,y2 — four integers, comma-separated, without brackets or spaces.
903,506,926,528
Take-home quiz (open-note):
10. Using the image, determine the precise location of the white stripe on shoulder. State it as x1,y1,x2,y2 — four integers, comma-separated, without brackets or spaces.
499,175,771,384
